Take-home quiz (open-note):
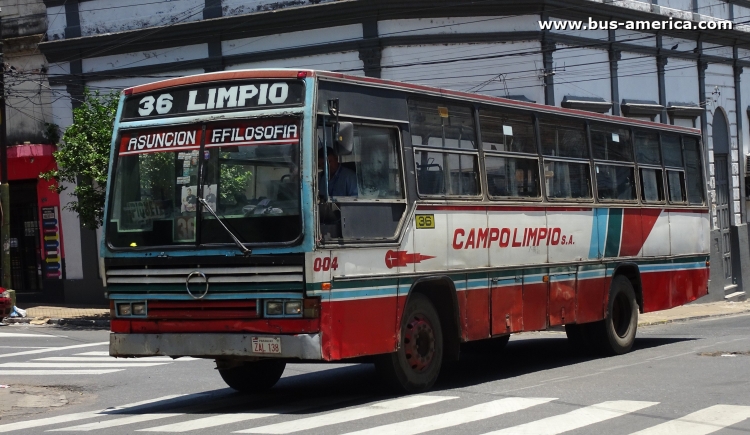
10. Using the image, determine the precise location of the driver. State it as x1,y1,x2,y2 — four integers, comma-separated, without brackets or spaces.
318,147,357,197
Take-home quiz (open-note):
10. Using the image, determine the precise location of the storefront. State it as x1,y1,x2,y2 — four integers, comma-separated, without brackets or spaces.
4,144,64,303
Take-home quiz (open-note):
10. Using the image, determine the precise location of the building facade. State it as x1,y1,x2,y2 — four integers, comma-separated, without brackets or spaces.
0,0,79,303
7,0,750,303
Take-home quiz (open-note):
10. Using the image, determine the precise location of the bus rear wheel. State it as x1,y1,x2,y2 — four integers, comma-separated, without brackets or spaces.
588,275,639,355
217,359,286,393
376,293,443,393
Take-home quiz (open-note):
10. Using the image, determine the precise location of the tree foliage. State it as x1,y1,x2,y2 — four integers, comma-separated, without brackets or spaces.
218,157,254,204
41,89,119,229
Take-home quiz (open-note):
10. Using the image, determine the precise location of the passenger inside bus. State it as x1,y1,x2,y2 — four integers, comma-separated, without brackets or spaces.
318,146,358,197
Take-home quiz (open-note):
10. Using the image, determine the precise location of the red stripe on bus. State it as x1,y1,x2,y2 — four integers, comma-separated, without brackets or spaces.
417,205,594,212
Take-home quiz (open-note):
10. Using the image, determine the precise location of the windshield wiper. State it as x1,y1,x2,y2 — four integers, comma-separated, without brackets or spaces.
198,197,251,256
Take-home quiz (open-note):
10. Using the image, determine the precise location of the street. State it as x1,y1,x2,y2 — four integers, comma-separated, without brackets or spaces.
0,314,749,434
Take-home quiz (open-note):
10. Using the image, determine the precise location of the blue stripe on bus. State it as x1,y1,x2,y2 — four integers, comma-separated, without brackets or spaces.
329,287,398,300
589,208,609,260
578,269,606,280
639,262,706,273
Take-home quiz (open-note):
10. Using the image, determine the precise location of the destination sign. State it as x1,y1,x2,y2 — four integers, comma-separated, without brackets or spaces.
122,80,305,120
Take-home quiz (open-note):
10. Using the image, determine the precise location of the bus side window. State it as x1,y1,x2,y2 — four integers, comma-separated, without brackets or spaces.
683,137,705,204
415,150,479,197
540,117,591,200
662,134,686,204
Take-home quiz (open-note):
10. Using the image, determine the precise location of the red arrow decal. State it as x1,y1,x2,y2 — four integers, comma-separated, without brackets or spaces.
385,250,435,269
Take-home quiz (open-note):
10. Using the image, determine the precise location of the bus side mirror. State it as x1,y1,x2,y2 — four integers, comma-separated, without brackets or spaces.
335,122,353,156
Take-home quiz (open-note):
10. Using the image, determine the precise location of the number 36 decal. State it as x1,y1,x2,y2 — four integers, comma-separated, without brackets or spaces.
313,257,338,272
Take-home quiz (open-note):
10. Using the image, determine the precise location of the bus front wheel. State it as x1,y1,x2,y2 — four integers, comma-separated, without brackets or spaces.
589,275,639,355
217,359,286,393
376,293,443,393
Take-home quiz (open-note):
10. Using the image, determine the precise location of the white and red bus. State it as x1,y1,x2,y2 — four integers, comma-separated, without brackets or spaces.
104,69,709,393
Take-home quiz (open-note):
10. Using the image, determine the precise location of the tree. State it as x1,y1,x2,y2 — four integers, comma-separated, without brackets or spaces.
41,89,120,229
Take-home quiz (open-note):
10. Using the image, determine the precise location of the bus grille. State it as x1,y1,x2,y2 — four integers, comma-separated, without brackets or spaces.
105,263,304,299
106,266,303,285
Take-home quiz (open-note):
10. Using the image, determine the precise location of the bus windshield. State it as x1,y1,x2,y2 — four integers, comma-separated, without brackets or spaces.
106,118,301,248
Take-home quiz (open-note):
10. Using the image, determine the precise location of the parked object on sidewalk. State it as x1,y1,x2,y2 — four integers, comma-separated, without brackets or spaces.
0,289,11,318
29,317,50,325
10,305,26,318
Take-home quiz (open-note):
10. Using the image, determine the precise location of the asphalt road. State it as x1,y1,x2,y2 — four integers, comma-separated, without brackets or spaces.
0,313,749,434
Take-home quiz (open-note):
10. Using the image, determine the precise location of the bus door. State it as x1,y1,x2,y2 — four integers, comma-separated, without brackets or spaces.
548,267,577,326
490,273,522,335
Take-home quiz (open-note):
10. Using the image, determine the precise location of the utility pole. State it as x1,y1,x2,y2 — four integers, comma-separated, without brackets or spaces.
0,9,11,290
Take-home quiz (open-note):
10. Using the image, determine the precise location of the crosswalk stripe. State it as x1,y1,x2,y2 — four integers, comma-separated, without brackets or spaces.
0,370,124,375
35,357,175,362
137,412,280,433
483,400,659,435
47,414,184,432
629,404,750,435
0,342,108,359
342,397,557,435
235,395,457,434
0,394,192,433
0,362,169,368
138,397,353,433
74,352,111,356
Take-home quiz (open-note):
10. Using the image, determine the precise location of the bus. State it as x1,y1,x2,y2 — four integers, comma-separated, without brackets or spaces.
104,69,710,393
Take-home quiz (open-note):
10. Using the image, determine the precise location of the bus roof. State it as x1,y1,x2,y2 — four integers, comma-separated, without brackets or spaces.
125,68,701,135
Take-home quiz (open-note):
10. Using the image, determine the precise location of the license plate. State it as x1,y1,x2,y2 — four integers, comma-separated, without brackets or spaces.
252,336,281,354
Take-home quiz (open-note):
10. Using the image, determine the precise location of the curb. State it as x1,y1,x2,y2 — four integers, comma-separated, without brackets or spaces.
638,309,750,327
1,317,110,327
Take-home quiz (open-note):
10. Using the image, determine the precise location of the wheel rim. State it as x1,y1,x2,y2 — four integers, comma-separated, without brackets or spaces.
611,292,632,338
403,313,436,372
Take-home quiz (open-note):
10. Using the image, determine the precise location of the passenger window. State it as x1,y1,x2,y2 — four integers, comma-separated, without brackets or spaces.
591,125,633,162
415,150,480,196
662,134,683,167
683,137,705,204
640,168,665,202
408,100,476,150
479,109,536,154
595,164,636,201
539,118,588,159
667,170,687,203
634,131,661,165
485,156,540,198
544,160,592,199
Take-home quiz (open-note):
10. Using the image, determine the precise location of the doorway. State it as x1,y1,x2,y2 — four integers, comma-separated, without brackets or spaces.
711,109,736,289
9,180,43,294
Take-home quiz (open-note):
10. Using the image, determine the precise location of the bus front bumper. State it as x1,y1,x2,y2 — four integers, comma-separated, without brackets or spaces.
110,332,322,360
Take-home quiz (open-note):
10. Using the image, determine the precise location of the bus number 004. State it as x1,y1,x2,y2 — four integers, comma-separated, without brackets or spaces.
313,257,338,272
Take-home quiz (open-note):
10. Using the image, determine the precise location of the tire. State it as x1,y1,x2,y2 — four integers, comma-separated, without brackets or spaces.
376,293,444,393
217,359,286,393
462,335,510,355
588,275,639,355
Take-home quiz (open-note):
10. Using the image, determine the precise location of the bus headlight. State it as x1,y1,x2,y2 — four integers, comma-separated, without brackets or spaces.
266,301,283,316
285,301,302,315
132,303,146,316
117,303,131,316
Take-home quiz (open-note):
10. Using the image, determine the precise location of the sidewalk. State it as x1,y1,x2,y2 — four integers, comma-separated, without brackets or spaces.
1,305,109,327
638,300,750,325
2,300,749,328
